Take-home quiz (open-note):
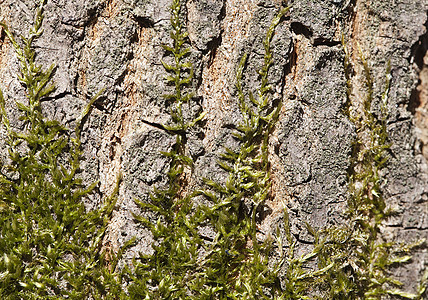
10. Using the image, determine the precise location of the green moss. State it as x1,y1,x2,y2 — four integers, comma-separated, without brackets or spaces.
0,1,126,298
313,43,427,300
0,0,425,299
198,7,289,298
128,3,313,299
128,0,206,298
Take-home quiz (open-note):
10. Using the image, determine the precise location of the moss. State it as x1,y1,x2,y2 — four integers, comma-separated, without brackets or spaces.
128,3,315,299
197,7,290,298
312,42,427,300
0,0,425,299
127,0,206,298
0,1,127,298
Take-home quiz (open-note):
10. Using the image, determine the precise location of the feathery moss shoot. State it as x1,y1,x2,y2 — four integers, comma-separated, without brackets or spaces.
198,7,313,299
313,44,427,300
0,1,125,298
0,0,426,299
128,0,206,297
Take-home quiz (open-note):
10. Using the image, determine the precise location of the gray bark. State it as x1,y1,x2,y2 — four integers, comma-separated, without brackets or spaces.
0,0,427,294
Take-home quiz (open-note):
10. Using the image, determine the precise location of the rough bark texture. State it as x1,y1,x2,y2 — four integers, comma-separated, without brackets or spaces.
0,0,427,294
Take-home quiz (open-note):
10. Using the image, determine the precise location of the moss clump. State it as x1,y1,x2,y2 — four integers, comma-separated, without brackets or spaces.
0,1,126,298
198,7,295,299
127,0,206,297
313,43,427,299
0,0,425,299
128,2,324,299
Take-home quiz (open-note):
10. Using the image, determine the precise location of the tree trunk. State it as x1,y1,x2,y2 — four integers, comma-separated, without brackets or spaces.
0,0,427,296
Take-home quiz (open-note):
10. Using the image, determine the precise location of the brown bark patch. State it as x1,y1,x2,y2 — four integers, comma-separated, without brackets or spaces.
0,6,11,90
413,50,428,159
201,0,256,151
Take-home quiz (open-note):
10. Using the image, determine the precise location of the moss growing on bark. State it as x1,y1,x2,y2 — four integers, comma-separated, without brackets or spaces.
198,7,290,298
313,43,427,300
0,0,425,299
0,1,126,298
127,0,206,297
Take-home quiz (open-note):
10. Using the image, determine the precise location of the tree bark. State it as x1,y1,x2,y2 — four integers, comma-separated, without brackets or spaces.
0,0,427,295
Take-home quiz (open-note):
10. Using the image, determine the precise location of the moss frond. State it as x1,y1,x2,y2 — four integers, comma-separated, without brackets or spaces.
314,40,425,300
0,1,126,298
